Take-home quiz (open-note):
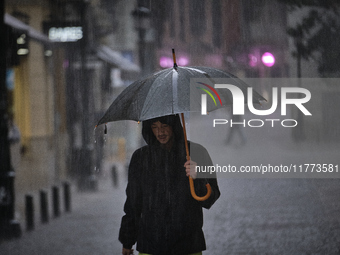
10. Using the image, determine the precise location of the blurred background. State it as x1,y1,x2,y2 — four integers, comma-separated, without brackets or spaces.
1,0,340,246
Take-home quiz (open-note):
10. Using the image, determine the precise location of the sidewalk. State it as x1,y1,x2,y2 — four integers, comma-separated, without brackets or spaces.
0,173,127,255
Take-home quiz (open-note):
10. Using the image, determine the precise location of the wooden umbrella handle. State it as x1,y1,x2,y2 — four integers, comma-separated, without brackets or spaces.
189,177,212,201
181,113,211,201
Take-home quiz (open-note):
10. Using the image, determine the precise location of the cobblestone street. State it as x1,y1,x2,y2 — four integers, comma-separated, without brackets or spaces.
1,113,340,254
204,178,340,254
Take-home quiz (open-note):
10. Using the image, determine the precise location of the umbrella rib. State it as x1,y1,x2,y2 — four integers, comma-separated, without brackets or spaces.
184,66,207,74
139,68,174,120
172,68,178,115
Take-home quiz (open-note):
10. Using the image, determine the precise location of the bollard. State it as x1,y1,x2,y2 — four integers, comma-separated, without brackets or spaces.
39,190,49,224
52,186,60,218
25,195,34,231
0,171,22,239
111,165,118,187
63,182,71,212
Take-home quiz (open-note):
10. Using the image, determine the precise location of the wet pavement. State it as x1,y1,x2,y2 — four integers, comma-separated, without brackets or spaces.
204,178,340,254
1,114,340,254
0,174,127,255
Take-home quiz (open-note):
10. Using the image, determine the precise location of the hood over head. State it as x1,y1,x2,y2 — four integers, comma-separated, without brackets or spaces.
142,114,184,146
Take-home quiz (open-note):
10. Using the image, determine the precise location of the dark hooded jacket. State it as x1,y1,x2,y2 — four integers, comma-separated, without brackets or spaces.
119,115,220,255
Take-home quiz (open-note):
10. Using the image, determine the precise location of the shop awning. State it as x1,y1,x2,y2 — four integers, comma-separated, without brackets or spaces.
97,45,140,73
5,13,52,45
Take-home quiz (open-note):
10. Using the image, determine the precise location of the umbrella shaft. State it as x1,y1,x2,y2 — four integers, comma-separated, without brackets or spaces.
181,113,190,161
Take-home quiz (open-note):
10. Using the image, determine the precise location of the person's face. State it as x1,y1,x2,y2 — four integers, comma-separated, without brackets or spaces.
151,121,173,146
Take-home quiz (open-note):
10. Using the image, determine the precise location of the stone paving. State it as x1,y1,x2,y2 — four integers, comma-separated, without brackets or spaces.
1,113,340,254
203,178,340,254
0,176,126,255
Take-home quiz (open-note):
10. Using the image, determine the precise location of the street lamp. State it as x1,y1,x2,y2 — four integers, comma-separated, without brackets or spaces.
78,0,97,191
131,6,153,75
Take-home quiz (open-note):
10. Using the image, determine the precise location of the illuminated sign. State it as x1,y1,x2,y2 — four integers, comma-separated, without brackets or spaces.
48,26,83,42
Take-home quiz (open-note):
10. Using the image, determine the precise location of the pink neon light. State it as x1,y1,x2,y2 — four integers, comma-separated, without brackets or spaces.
261,52,275,67
248,54,258,67
177,57,189,66
159,55,190,68
159,56,173,68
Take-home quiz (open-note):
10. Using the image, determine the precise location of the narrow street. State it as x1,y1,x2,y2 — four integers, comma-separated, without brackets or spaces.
1,113,340,254
2,1,340,254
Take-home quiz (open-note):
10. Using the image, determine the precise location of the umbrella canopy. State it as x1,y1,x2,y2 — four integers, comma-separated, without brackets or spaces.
97,65,265,125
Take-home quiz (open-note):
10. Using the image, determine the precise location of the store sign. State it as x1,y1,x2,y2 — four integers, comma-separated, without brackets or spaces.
48,26,83,42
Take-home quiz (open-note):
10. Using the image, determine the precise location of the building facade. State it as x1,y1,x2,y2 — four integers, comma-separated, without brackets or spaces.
3,0,141,234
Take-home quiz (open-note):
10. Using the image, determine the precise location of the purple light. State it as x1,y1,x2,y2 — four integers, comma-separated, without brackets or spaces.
178,57,189,66
159,56,173,68
261,52,275,67
248,54,258,67
159,55,190,68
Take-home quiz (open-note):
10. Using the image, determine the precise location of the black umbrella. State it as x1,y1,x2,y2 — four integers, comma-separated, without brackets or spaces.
97,49,265,201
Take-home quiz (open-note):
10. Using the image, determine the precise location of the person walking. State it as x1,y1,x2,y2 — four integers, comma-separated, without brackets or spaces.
119,114,220,255
226,111,246,146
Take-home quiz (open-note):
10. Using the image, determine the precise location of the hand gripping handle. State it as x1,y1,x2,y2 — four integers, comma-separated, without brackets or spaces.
181,113,212,201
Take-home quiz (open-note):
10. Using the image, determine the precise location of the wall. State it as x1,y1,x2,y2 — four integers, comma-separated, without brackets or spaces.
6,2,69,223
